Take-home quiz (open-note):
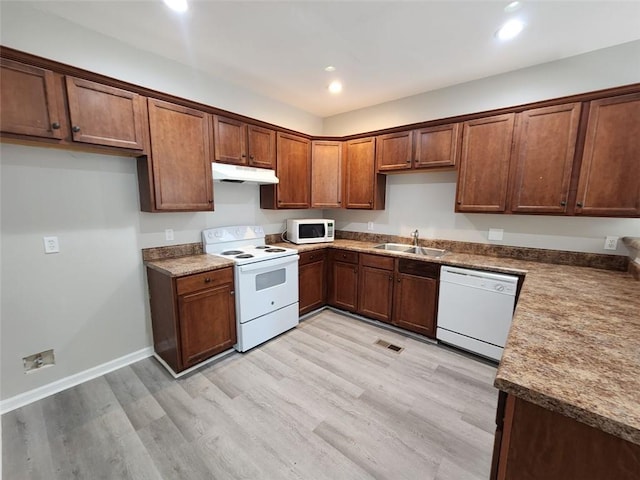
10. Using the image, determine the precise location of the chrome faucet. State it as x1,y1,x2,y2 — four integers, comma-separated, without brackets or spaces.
411,229,419,247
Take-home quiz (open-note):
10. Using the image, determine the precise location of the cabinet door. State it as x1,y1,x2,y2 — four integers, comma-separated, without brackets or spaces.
0,58,63,139
358,266,394,323
328,261,358,312
575,93,640,217
299,254,326,315
213,115,247,165
65,77,145,150
247,125,276,169
456,113,515,212
376,130,413,171
345,137,385,209
147,99,213,211
414,123,460,169
393,273,437,337
178,282,236,369
275,132,311,208
311,140,342,208
509,103,581,214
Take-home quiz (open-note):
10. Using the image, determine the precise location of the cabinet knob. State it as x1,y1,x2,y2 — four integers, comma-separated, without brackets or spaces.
397,278,401,283
72,126,81,133
368,201,372,205
250,155,254,160
457,200,462,205
204,277,211,283
241,153,247,158
560,200,566,206
51,122,61,130
354,268,358,274
406,159,411,163
388,275,392,281
230,291,235,295
577,202,583,208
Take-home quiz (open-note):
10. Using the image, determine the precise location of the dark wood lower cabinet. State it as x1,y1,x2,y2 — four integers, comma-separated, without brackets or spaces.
392,259,439,337
147,266,236,374
299,250,326,315
327,249,359,312
357,254,394,323
491,392,640,480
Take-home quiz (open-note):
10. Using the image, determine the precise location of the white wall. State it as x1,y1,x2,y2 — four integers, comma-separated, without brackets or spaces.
0,3,323,402
324,41,640,254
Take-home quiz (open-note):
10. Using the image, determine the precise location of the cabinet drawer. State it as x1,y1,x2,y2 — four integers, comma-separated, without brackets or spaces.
329,249,359,264
397,259,440,279
176,267,233,295
360,253,394,270
299,249,326,266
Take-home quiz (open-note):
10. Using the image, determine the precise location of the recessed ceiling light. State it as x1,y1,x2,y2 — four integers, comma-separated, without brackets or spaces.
163,0,188,13
496,19,524,41
328,81,343,94
504,1,522,13
324,65,336,72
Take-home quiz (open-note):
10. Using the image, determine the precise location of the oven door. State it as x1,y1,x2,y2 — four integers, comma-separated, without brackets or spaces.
235,254,299,323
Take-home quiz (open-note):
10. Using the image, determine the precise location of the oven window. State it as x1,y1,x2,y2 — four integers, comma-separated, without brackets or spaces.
299,223,326,239
255,268,286,291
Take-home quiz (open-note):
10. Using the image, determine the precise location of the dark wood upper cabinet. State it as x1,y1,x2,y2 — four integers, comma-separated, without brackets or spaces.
509,103,581,214
311,140,343,208
345,137,386,209
575,93,640,217
414,123,460,169
213,115,276,169
65,76,146,150
456,113,516,213
260,132,311,209
377,123,460,172
376,130,414,171
142,99,213,211
0,58,64,140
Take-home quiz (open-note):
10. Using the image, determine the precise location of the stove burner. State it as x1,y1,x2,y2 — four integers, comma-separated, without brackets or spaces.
222,250,244,255
266,248,286,253
254,245,270,249
236,254,255,259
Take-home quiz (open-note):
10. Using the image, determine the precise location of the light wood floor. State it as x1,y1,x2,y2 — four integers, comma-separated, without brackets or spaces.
3,310,498,479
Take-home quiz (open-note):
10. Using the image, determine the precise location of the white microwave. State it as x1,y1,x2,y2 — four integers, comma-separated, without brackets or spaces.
287,219,335,244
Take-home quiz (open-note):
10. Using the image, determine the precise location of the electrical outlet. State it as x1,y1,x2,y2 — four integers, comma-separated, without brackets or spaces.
367,222,374,231
165,229,174,241
43,236,60,254
604,236,619,250
488,228,504,241
23,349,55,373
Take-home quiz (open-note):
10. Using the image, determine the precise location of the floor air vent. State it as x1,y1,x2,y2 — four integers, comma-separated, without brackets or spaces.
375,339,404,353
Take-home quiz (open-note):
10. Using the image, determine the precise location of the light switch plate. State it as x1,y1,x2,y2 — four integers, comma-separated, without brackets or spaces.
367,222,374,231
488,228,504,241
165,229,174,241
43,236,60,254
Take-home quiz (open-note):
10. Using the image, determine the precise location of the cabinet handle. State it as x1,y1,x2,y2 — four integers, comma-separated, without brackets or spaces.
72,126,81,133
204,277,211,283
560,200,566,206
577,202,583,208
51,122,60,130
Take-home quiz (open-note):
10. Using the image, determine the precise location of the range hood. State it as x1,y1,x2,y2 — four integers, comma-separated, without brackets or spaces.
212,162,279,184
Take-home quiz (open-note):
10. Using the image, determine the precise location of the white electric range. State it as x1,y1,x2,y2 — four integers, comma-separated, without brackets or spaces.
202,225,299,352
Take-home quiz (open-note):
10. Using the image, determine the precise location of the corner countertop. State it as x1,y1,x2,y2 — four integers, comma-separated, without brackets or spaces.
145,239,640,445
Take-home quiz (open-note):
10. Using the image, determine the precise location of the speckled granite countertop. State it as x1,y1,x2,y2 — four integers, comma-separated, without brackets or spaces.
145,254,233,276
145,239,640,445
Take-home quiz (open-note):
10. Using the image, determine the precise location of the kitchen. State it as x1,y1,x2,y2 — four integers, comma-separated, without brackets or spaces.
1,1,640,479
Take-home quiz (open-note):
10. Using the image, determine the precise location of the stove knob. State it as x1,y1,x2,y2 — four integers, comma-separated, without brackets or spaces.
214,230,222,237
495,284,505,292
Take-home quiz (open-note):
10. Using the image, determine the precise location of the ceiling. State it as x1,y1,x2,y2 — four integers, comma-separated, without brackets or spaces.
13,0,640,117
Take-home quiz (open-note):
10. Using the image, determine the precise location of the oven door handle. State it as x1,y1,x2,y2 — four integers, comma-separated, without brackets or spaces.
237,254,300,273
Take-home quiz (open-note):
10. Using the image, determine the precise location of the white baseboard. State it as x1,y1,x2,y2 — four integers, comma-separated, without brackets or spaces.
0,347,153,415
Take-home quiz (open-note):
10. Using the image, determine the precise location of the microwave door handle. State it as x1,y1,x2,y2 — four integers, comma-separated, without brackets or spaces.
238,255,299,273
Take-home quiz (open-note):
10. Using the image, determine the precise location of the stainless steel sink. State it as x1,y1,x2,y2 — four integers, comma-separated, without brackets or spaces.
373,243,414,252
373,243,447,258
404,246,447,258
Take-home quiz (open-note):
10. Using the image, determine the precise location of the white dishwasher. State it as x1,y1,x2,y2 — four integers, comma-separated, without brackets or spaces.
437,266,518,361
